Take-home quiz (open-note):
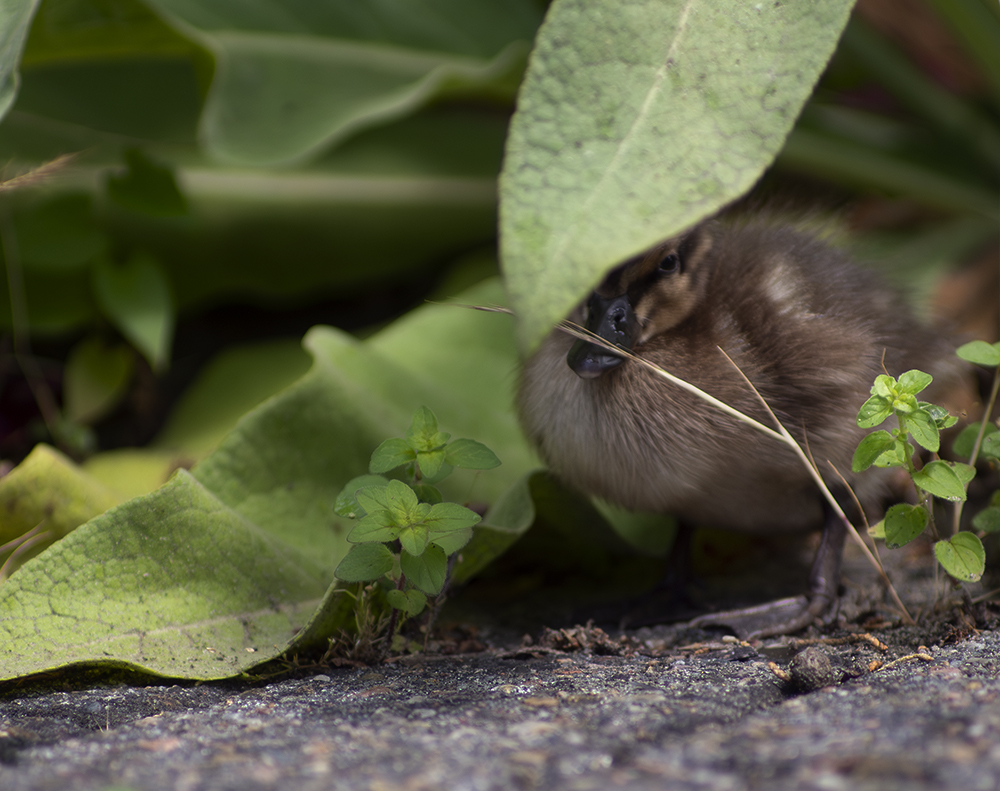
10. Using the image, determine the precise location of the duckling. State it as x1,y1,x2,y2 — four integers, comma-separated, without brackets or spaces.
517,219,962,637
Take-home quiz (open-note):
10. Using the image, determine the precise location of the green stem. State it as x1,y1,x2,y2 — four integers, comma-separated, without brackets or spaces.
898,414,938,540
952,364,1000,534
379,572,408,661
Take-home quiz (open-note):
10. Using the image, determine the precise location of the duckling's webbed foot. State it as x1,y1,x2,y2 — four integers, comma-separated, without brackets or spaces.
689,502,848,640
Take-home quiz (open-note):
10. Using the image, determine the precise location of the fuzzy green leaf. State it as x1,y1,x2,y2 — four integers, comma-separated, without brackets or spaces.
904,409,940,453
871,374,896,398
891,394,919,415
952,463,976,486
421,461,454,486
445,438,502,470
411,484,443,505
873,438,913,469
956,340,1000,367
0,0,39,121
333,475,388,519
972,507,1000,534
920,402,956,430
0,471,330,680
952,422,997,459
417,448,447,479
369,438,416,474
896,369,933,396
385,479,421,519
348,511,400,544
431,527,474,555
405,406,445,451
852,430,896,473
912,461,968,502
146,0,541,166
857,394,893,428
982,433,1000,461
401,544,448,596
425,502,483,534
934,533,985,583
398,524,431,557
500,0,855,351
335,543,395,583
883,503,928,549
355,486,391,516
92,253,174,372
385,588,426,616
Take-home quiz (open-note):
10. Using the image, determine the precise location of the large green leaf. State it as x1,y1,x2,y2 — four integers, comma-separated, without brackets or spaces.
148,0,542,166
0,444,121,580
0,470,331,679
0,279,536,681
0,0,40,120
500,0,856,350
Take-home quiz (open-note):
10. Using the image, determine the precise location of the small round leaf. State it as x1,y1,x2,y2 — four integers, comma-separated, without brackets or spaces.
912,461,968,502
445,438,502,470
933,533,985,582
897,369,933,396
956,340,1000,367
972,506,1000,534
852,430,895,472
369,438,416,473
335,543,394,583
883,503,927,549
401,544,448,596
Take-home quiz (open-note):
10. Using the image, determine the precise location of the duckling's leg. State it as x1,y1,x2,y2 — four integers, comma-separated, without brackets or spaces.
689,500,848,639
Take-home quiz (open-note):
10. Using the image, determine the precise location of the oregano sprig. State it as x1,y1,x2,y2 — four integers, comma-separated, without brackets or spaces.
332,406,500,637
852,365,984,584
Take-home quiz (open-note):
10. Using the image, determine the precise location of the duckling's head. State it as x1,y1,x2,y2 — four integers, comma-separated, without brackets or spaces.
567,224,714,379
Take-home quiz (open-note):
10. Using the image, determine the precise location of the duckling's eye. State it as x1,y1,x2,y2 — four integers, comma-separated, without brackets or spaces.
658,253,681,274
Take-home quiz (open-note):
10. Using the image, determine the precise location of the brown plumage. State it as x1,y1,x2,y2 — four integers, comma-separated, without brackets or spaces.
517,219,962,635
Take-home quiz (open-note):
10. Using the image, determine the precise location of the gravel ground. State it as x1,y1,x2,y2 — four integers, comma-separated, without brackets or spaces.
2,541,999,791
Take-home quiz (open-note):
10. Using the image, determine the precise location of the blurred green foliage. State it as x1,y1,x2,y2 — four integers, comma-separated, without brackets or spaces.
0,0,996,458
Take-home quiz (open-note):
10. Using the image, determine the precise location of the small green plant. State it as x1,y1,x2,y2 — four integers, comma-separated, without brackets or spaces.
332,406,500,640
853,340,1000,586
951,341,1000,538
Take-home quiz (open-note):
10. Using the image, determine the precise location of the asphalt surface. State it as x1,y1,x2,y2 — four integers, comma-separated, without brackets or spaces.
2,541,999,791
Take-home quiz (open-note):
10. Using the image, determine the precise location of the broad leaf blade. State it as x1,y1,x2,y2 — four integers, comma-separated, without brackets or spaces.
445,437,501,470
92,253,175,372
956,340,1000,367
0,471,329,680
857,395,893,428
501,0,855,350
400,544,448,596
0,0,39,120
335,543,395,583
852,430,895,473
904,409,940,453
369,438,416,473
882,503,927,549
896,369,933,396
148,0,542,165
912,461,967,502
934,533,985,583
333,475,388,519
